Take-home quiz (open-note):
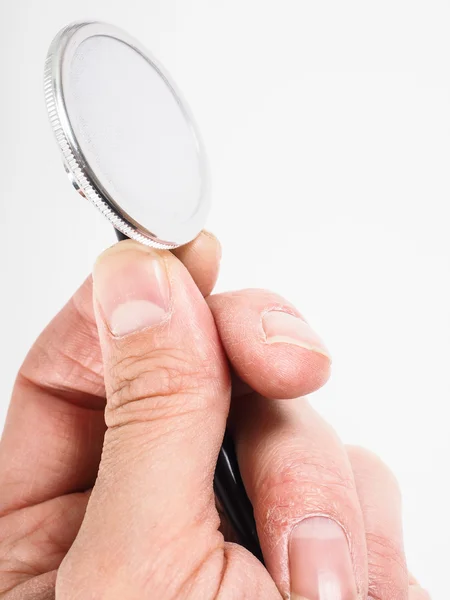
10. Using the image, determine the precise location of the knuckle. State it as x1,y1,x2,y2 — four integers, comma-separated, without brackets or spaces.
255,447,356,530
105,346,214,427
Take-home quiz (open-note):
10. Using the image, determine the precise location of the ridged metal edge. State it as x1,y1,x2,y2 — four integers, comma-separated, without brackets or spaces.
43,29,176,250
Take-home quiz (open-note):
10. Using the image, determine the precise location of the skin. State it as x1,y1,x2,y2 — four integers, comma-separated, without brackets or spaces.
0,232,430,599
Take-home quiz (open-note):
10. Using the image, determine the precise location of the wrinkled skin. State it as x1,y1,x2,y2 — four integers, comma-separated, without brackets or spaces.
0,233,429,599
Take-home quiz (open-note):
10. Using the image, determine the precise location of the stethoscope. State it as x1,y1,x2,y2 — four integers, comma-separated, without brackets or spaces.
45,21,262,561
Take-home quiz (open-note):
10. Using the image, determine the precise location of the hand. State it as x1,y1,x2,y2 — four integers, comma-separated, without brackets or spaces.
0,235,429,599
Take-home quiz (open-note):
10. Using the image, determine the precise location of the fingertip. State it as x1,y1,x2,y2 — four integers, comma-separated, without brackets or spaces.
208,290,332,399
246,343,331,400
262,310,331,361
92,242,171,339
172,230,221,297
96,233,221,299
95,238,152,264
263,345,331,399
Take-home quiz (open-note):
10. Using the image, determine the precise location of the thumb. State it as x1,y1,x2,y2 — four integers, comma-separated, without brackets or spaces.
57,240,230,598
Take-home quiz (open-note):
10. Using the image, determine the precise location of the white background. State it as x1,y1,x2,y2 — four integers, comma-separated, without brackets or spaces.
1,2,448,597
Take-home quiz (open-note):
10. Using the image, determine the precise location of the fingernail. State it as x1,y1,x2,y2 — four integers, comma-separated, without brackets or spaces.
93,242,170,337
262,311,330,359
289,517,357,600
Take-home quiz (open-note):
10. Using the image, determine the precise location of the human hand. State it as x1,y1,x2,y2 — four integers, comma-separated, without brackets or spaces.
0,235,429,599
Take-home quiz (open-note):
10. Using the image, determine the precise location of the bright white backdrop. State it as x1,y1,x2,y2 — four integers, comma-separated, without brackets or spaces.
1,2,448,597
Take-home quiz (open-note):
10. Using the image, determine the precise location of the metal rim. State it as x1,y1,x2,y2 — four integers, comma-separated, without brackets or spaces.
44,21,211,248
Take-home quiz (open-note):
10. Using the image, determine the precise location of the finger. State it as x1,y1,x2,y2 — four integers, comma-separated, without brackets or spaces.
58,241,232,596
0,234,221,516
233,396,368,600
208,289,331,399
172,230,221,297
0,278,326,513
346,446,409,600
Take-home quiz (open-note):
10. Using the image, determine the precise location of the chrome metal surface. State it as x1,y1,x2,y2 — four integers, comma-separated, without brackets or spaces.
44,21,210,248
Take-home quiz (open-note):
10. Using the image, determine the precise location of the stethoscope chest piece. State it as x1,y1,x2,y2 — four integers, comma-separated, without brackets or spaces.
44,21,210,249
44,21,261,559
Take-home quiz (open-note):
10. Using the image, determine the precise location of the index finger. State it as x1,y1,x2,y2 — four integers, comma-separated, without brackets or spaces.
208,289,332,399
